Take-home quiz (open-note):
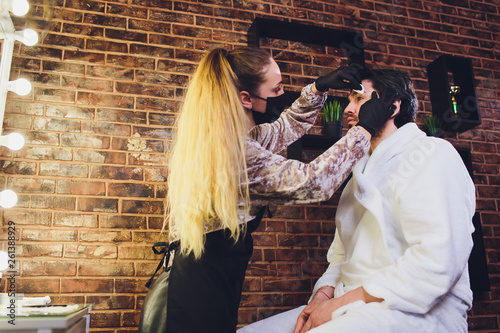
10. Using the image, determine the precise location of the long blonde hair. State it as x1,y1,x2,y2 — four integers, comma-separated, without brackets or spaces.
167,47,271,258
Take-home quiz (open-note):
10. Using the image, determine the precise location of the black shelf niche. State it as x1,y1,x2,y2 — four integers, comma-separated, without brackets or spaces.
248,18,365,160
456,147,490,293
426,55,481,133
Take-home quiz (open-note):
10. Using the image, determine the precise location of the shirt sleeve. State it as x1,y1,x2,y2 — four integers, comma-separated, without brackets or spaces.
245,126,370,206
248,83,326,154
362,140,476,314
311,228,346,297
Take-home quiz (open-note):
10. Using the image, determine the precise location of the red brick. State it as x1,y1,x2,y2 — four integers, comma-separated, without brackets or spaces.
34,118,81,132
277,235,319,247
122,311,141,327
45,105,94,119
50,295,85,305
121,200,164,214
4,114,34,129
115,278,149,293
106,55,155,70
31,195,55,209
128,153,166,166
108,183,154,198
263,278,310,293
61,134,111,149
79,230,132,242
83,14,126,28
20,244,63,257
135,98,180,113
78,197,118,213
6,100,43,115
106,3,148,18
76,91,134,109
86,295,134,310
96,109,147,125
131,231,164,243
17,278,60,293
90,312,121,328
149,7,193,23
74,149,126,164
100,215,147,229
112,137,165,152
90,166,143,181
82,122,131,136
65,245,117,259
60,278,114,293
22,260,77,276
40,163,88,177
86,65,134,80
240,293,282,307
242,277,261,292
0,160,36,175
55,197,76,210
115,82,174,98
79,261,134,276
3,210,51,226
135,262,159,277
43,33,85,48
22,229,77,242
118,246,157,260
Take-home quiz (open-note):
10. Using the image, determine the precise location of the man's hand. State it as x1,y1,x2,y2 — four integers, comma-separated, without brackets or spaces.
293,287,333,333
314,64,363,92
296,287,384,333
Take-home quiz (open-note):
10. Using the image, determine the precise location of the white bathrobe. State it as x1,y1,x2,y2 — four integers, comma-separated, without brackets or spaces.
239,123,476,333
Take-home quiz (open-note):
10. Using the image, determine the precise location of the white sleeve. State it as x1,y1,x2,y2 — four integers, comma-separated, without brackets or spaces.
311,228,346,298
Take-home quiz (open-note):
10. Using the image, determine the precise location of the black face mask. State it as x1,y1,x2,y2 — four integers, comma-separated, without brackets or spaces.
251,91,298,125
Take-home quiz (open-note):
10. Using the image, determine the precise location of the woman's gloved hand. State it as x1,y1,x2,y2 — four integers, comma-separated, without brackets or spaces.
315,64,363,92
357,90,397,136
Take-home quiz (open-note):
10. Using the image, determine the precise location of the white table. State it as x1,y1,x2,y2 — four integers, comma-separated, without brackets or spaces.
0,304,91,333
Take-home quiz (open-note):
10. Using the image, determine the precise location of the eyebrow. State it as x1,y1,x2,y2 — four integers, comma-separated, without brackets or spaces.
348,91,361,101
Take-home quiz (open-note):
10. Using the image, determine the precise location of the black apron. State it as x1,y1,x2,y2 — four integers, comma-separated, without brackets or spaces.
138,208,266,333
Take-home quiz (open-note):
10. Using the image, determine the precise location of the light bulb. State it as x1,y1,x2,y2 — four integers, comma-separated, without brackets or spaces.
0,251,8,271
7,78,31,96
0,189,17,208
0,133,25,150
0,0,29,16
14,28,38,46
12,0,29,16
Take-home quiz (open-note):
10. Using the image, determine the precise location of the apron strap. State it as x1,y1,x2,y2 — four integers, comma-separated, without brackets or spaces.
145,242,177,288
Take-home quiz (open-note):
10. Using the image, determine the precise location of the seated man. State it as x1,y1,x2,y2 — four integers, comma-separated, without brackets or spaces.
238,69,475,333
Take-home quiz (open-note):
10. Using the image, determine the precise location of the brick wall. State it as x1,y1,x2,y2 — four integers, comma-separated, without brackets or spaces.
0,0,498,332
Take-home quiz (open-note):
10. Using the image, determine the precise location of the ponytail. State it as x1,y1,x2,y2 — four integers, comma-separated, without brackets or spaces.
166,48,252,258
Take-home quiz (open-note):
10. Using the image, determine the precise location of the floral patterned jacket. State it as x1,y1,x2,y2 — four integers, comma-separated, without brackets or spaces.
240,84,370,226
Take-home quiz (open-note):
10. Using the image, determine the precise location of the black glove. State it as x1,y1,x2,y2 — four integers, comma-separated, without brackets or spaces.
315,64,363,92
357,89,397,136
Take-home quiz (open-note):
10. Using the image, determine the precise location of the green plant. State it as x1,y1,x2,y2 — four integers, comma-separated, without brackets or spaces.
422,115,442,135
323,99,344,123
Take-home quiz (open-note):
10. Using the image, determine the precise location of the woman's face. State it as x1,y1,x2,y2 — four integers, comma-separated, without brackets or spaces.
251,58,284,114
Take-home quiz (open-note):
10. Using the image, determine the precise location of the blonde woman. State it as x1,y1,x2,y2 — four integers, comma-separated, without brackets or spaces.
138,47,395,333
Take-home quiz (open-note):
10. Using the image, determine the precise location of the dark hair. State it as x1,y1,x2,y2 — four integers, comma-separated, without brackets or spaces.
361,69,418,128
226,47,272,95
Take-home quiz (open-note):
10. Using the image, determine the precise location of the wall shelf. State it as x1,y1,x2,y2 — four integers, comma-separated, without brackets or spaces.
426,55,481,133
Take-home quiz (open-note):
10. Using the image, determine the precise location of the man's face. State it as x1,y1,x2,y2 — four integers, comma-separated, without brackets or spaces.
251,58,284,114
344,79,375,127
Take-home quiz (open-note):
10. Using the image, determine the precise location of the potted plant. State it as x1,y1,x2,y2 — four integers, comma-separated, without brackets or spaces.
422,114,444,138
323,99,344,138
